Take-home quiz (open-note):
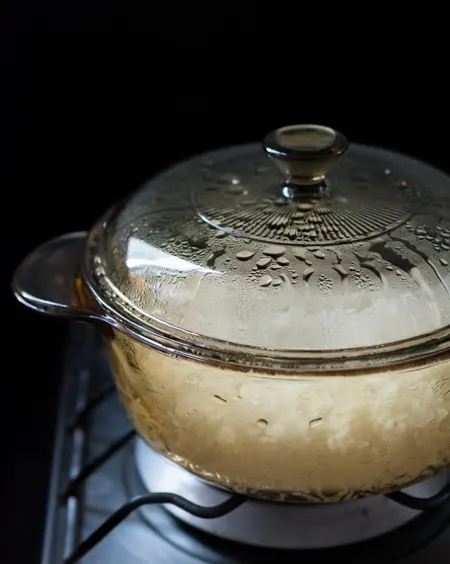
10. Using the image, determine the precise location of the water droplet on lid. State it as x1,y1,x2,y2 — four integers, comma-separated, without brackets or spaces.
313,250,326,259
440,258,448,266
396,270,402,276
205,248,225,268
272,279,282,286
309,418,323,428
216,230,227,238
263,245,285,257
303,266,314,280
236,250,255,261
386,265,394,271
293,247,308,261
259,275,272,287
271,264,282,270
187,234,208,249
219,173,240,185
297,203,312,211
277,256,290,266
442,244,450,251
213,395,227,403
256,257,271,269
257,419,268,428
332,264,348,277
292,272,299,279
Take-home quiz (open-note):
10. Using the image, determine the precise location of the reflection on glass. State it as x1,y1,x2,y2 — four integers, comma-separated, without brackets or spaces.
126,237,217,275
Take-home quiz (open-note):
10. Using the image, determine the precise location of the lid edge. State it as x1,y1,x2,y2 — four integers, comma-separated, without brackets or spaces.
84,210,450,373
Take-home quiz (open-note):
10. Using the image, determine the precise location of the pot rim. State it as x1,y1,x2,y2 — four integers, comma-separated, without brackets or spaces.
84,208,450,374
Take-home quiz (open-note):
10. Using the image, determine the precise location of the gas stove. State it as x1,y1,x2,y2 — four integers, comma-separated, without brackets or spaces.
42,324,450,563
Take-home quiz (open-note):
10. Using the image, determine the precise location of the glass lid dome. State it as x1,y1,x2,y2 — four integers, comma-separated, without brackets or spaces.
85,125,450,369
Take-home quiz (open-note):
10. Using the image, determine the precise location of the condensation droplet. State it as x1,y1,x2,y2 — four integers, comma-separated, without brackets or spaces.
303,266,314,280
256,257,271,269
293,247,308,260
236,250,255,261
187,234,208,249
259,275,272,287
332,264,348,277
219,173,240,185
440,257,448,266
309,418,323,428
257,419,268,428
277,256,290,266
213,395,227,403
216,230,227,238
313,249,326,259
263,245,285,257
272,279,281,286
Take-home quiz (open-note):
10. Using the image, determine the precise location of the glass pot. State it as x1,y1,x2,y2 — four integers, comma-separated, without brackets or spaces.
12,125,450,502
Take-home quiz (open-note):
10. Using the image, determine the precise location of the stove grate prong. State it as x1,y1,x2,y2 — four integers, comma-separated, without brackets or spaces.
63,492,245,564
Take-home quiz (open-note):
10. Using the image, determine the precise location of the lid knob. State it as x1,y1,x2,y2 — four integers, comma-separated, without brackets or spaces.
263,124,348,195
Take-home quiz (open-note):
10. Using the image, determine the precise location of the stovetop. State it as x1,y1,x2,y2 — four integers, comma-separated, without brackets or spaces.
42,323,450,563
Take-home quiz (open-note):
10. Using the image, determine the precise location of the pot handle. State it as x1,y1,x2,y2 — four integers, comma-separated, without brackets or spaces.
12,232,103,322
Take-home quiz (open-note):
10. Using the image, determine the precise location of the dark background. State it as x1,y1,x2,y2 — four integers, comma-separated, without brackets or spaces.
2,18,450,564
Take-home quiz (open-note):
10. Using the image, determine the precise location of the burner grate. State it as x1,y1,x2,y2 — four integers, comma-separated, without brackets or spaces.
42,324,450,564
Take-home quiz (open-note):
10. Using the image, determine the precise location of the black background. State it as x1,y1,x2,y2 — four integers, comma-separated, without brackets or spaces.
2,16,450,564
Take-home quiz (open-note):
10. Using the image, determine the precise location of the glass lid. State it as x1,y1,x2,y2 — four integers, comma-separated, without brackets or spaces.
86,124,450,367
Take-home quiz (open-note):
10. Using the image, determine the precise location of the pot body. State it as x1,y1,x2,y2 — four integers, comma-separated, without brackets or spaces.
12,231,450,502
102,323,450,502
